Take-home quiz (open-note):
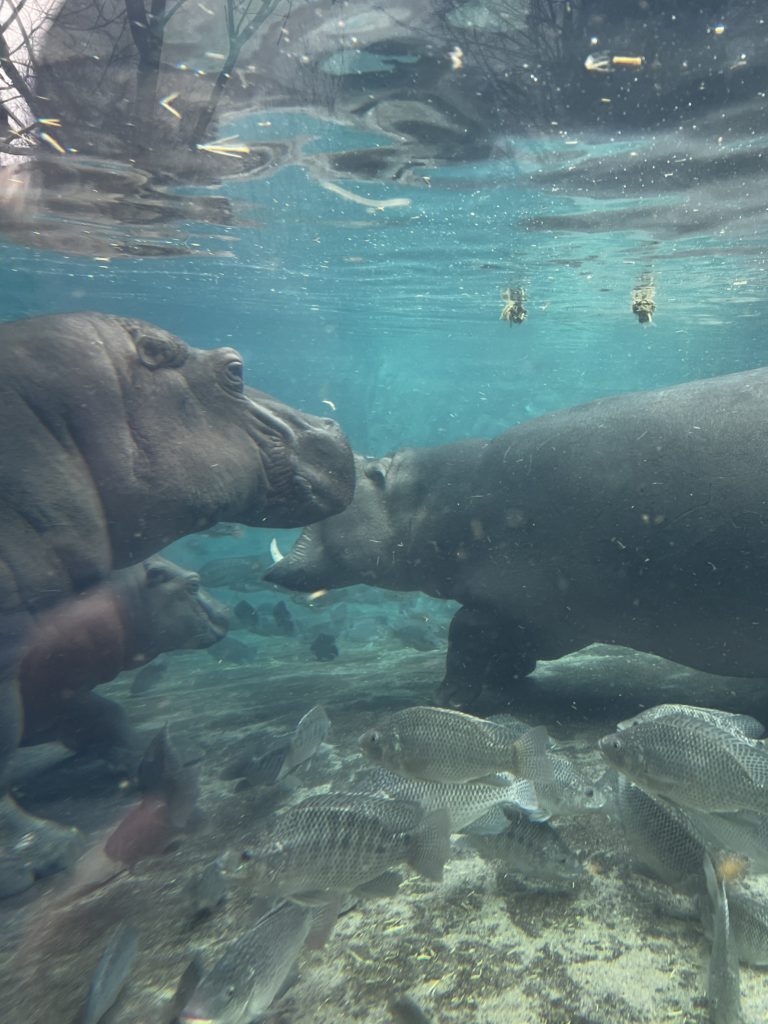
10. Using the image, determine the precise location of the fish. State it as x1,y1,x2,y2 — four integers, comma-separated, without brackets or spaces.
105,726,200,866
243,793,451,899
179,900,311,1024
461,805,583,882
682,807,768,874
188,856,230,917
136,724,200,830
699,884,768,967
224,705,330,787
275,705,330,781
703,854,744,1024
352,766,540,833
612,775,707,893
129,659,168,696
618,704,765,739
310,632,338,661
81,922,139,1024
599,713,768,815
168,956,205,1023
533,753,609,818
358,706,552,785
272,600,295,635
232,600,259,630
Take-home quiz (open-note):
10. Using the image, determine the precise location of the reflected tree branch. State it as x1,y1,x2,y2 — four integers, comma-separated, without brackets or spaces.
190,0,284,146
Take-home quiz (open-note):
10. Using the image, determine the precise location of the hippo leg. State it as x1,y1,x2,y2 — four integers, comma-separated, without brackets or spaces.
56,691,140,776
0,674,83,898
436,606,537,710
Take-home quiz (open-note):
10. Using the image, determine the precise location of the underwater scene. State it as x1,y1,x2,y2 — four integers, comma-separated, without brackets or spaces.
3,1,768,1022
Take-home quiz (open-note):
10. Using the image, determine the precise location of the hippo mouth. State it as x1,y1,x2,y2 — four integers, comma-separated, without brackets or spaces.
246,393,355,528
264,524,331,592
196,592,230,643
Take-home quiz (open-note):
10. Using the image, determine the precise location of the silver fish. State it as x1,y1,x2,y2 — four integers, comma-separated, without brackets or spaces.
275,705,330,781
534,753,609,817
462,805,583,882
81,922,139,1024
179,900,311,1024
704,854,744,1024
358,706,551,785
599,714,768,815
682,807,768,875
188,855,232,917
352,766,540,832
613,775,707,893
244,793,451,898
618,703,765,739
229,705,330,787
700,885,768,967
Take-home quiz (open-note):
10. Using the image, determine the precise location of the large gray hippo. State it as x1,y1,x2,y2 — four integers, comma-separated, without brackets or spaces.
19,555,229,767
0,311,353,895
267,367,768,708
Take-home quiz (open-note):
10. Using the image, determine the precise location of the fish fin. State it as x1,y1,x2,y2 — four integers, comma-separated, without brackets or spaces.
511,726,553,784
306,898,342,950
408,808,451,882
355,870,404,898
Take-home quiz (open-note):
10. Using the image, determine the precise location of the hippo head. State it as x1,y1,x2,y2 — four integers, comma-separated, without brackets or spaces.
266,452,413,593
5,313,355,567
131,556,230,655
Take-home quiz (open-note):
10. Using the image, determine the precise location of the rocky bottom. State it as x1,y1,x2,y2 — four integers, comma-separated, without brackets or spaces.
4,635,768,1024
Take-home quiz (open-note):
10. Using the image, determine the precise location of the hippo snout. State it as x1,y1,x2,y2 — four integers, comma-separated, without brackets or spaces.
248,393,355,527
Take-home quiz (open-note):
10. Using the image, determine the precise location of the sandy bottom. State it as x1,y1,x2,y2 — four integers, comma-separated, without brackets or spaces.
4,627,768,1024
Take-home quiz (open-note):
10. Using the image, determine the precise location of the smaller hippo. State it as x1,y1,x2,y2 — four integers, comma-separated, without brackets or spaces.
267,368,768,709
19,556,229,770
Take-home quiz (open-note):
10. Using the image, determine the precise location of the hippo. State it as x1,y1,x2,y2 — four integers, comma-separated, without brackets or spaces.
267,367,768,709
19,555,229,769
0,311,353,895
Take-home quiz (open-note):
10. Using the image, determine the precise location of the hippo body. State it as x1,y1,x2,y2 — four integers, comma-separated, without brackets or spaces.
19,556,229,765
268,367,768,706
0,311,353,895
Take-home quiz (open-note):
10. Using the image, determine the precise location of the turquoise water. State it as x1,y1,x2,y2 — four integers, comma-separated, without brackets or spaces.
5,2,768,1020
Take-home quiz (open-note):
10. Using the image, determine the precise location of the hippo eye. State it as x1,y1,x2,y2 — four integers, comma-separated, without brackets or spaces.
186,576,201,595
224,359,244,391
146,564,172,585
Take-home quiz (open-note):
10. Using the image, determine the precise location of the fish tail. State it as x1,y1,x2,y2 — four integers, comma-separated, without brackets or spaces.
511,725,554,785
407,808,451,881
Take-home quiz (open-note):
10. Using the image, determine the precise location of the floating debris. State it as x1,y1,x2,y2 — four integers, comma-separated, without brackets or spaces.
319,180,411,211
500,286,527,324
631,278,656,323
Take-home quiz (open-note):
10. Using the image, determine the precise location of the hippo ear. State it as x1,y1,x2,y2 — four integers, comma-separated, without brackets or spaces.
364,458,392,488
129,327,188,369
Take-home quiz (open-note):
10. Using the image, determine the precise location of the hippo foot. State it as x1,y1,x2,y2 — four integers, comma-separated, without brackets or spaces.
0,794,84,897
433,675,483,711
